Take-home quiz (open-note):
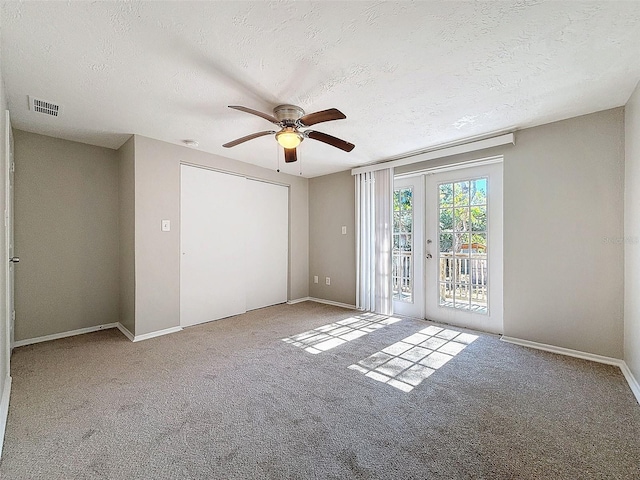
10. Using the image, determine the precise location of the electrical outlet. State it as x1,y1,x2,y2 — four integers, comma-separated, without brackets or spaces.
325,277,331,286
314,275,318,284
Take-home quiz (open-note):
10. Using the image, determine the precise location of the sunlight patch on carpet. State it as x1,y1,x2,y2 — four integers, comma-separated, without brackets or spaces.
349,326,478,392
282,313,402,354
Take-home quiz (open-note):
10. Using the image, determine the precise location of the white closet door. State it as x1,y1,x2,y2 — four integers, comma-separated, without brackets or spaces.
245,179,288,311
180,165,247,327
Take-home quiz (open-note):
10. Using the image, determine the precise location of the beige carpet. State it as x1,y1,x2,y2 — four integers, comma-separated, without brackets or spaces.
1,301,638,479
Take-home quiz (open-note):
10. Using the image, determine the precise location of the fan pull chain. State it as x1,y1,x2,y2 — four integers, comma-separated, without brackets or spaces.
276,142,281,173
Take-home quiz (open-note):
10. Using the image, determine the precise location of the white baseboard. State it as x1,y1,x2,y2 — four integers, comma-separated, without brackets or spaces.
500,336,623,366
117,323,182,342
116,323,135,341
620,362,640,405
308,297,357,310
501,336,639,405
287,297,310,305
0,375,12,460
287,297,356,309
12,323,118,348
133,326,182,342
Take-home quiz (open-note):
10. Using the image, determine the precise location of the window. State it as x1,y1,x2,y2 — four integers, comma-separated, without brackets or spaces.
393,187,413,302
438,178,488,313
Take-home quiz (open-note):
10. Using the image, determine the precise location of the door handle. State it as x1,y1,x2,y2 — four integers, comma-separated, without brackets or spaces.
9,257,19,263
426,253,433,259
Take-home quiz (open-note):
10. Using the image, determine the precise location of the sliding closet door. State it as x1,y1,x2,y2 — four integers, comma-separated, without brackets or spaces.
180,165,247,327
245,179,288,311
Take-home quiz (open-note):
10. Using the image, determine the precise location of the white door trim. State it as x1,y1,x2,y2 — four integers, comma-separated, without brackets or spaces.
2,110,13,460
4,110,12,366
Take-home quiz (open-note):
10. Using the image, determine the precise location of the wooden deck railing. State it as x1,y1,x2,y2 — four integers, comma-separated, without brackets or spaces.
439,253,487,306
392,251,488,310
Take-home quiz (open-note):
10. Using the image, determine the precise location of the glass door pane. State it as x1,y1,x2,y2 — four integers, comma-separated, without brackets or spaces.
393,186,413,302
437,177,488,313
392,176,424,319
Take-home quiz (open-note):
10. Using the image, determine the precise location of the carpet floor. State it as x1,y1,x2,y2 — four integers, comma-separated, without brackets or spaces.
0,302,638,479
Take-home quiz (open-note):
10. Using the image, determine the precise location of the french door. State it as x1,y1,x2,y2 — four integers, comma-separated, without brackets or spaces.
394,162,503,334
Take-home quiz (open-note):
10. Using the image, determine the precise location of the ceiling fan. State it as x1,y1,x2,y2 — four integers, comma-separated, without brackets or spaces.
222,104,355,163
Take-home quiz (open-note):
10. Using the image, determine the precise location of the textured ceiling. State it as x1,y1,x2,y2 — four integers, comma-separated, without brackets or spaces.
2,1,640,177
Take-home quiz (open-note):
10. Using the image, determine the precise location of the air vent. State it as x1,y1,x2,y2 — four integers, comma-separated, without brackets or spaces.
29,96,62,117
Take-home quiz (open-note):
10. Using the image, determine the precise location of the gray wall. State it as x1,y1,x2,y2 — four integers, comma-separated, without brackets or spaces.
503,108,624,358
132,135,309,336
625,82,640,381
118,136,135,334
13,131,120,340
314,108,625,358
133,136,181,336
309,170,356,305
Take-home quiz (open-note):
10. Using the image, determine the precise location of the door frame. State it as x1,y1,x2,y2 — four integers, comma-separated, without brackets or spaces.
4,110,13,365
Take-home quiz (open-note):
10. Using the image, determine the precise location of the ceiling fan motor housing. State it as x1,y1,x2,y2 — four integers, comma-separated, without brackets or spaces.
274,104,305,125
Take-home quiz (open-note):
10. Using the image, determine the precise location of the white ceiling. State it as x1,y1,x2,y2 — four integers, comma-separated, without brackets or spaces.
2,1,640,178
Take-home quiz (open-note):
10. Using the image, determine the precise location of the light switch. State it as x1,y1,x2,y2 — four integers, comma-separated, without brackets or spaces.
341,226,347,235
161,220,171,232
314,275,318,284
325,277,331,286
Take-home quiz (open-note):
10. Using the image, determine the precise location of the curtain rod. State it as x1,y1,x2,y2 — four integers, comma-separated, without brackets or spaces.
351,133,515,176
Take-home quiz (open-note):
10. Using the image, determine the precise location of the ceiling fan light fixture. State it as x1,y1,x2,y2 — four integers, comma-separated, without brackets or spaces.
224,104,354,153
276,127,303,149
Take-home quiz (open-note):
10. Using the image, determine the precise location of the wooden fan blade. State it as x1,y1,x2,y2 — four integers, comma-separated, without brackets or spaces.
306,130,355,152
222,130,275,148
229,105,279,124
284,148,297,163
298,108,346,127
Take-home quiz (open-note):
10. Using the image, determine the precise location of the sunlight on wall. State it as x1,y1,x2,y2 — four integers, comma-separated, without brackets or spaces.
349,326,478,392
282,313,401,354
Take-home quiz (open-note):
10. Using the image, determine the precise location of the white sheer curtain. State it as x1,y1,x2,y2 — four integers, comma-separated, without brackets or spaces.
355,168,393,315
